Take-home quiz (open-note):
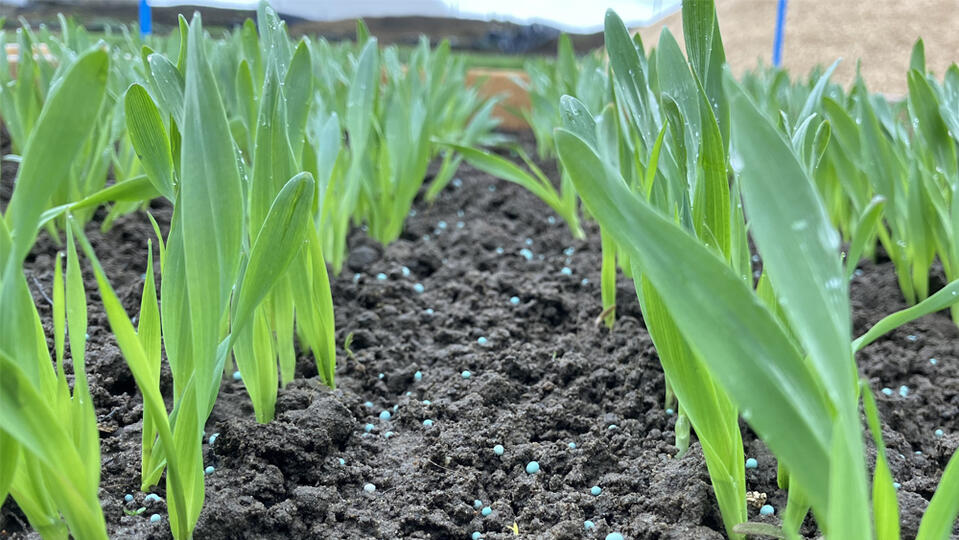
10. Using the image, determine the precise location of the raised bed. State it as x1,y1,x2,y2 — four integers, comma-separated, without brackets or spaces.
1,129,956,538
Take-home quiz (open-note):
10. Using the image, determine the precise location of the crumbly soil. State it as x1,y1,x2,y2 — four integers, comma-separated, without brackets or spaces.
1,133,958,539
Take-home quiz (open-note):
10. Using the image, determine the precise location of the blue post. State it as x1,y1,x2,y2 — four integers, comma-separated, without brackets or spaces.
139,0,152,38
772,0,787,67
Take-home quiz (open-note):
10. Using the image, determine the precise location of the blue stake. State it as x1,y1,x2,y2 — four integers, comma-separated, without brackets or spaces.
139,0,153,38
772,0,787,67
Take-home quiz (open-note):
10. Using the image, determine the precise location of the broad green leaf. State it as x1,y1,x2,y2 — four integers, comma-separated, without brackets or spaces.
604,9,652,145
233,173,315,338
147,53,185,126
5,48,108,263
726,71,854,407
180,13,244,408
556,128,833,507
125,84,175,200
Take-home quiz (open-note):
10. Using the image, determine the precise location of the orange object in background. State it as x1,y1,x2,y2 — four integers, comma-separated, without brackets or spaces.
465,67,530,132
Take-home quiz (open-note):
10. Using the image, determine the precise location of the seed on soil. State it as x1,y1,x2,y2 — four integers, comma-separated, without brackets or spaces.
509,296,520,305
935,429,944,437
363,483,376,493
232,370,242,381
474,499,483,509
376,272,388,280
477,336,488,345
472,532,482,540
413,283,425,293
526,461,540,474
401,266,410,276
462,371,472,379
144,494,161,503
893,482,902,490
414,370,423,382
338,458,346,465
930,358,938,365
584,520,595,530
364,401,374,408
899,385,909,397
561,267,572,275
204,466,214,475
581,278,590,285
881,387,893,396
568,442,576,449
760,504,775,516
519,248,533,260
906,334,917,341
493,444,504,455
364,424,374,433
745,458,758,469
384,431,394,438
438,221,447,230
378,373,385,379
423,400,432,405
564,247,575,256
425,308,434,315
590,486,602,496
124,494,133,503
379,410,392,420
608,424,618,430
149,514,161,523
481,506,492,516
606,533,624,540
525,238,533,246
665,408,674,416
423,419,434,427
208,433,219,445
495,247,504,254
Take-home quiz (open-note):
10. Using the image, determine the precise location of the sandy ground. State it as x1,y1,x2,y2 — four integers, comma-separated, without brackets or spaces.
638,0,959,96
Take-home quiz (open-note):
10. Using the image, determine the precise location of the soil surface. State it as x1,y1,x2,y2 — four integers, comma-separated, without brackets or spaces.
1,132,959,539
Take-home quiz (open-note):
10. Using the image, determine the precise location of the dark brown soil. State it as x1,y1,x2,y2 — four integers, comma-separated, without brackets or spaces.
1,132,958,539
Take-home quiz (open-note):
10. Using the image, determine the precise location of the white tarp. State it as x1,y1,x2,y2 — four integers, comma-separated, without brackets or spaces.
144,0,682,33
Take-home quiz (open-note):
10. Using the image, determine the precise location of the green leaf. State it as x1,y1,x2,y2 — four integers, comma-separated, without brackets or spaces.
556,128,834,508
147,53,185,126
180,12,244,407
604,9,652,145
916,449,959,539
5,48,108,263
861,381,900,540
910,38,926,74
0,352,107,540
853,279,959,352
125,84,175,200
681,0,727,141
233,173,315,339
726,71,854,407
845,196,886,279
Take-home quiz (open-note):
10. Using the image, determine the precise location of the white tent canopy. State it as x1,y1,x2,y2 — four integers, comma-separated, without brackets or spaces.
144,0,682,33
